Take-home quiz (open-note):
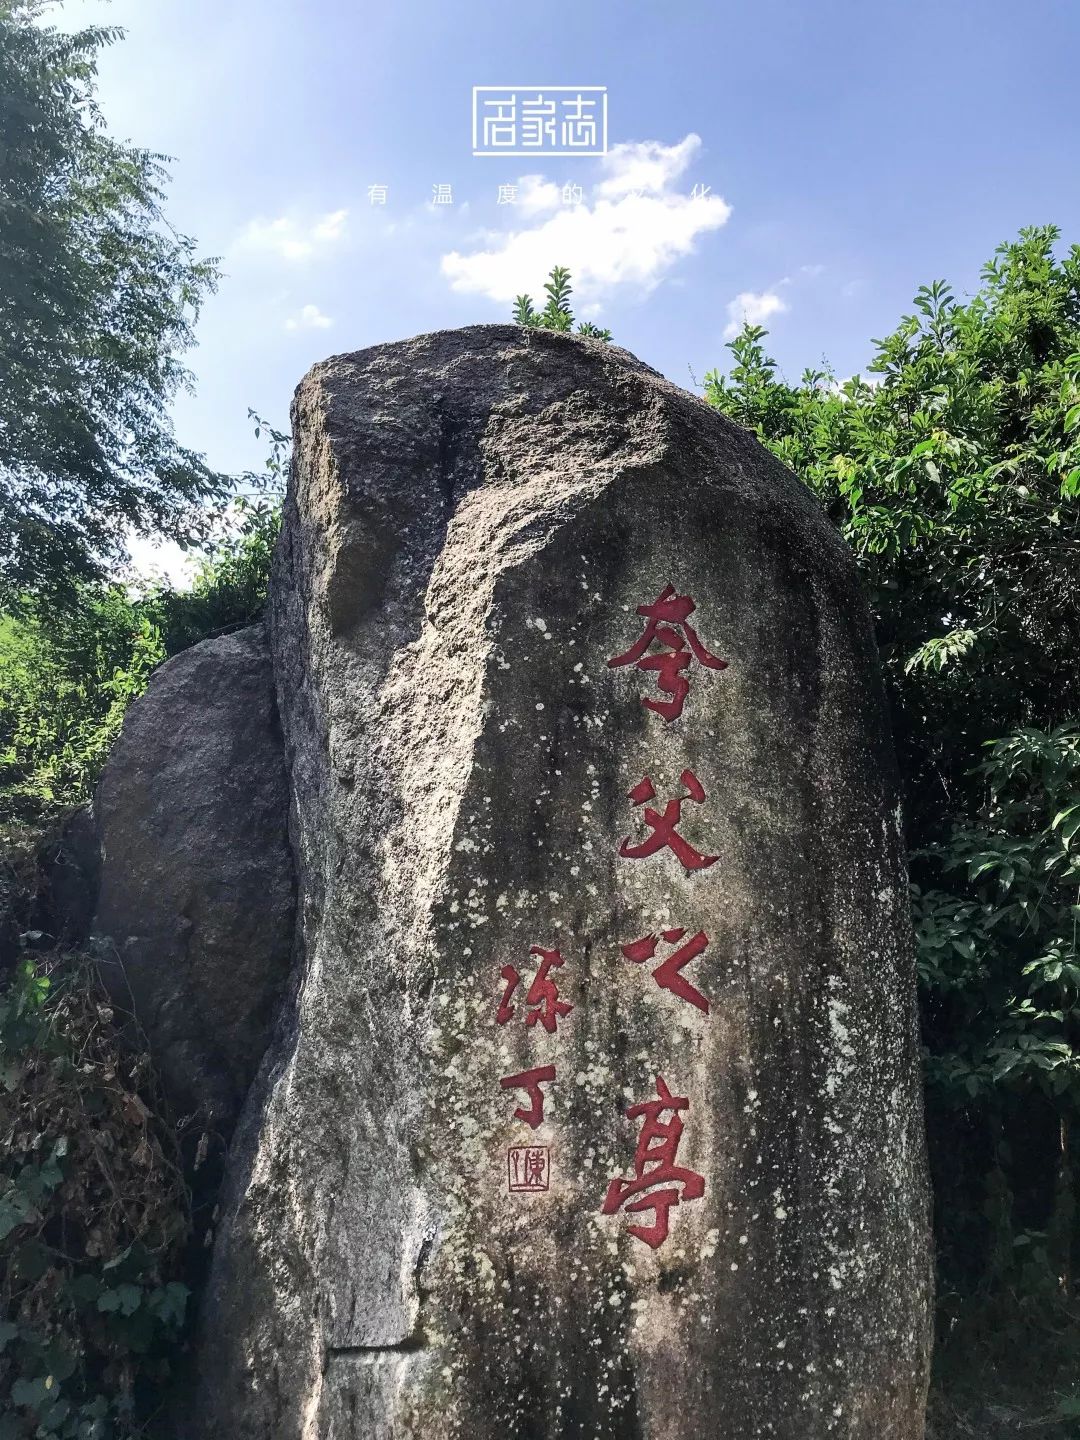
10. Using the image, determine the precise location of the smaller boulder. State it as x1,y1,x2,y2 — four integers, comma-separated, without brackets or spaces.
93,624,295,1127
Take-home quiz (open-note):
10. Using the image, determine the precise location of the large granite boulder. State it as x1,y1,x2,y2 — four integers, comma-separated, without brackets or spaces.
188,326,934,1438
93,623,294,1125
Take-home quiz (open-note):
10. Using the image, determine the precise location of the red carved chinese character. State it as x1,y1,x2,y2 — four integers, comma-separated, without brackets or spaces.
618,770,718,871
496,964,519,1025
608,584,727,721
622,928,710,1014
495,947,573,1032
601,1075,705,1248
500,1064,556,1129
508,1145,550,1192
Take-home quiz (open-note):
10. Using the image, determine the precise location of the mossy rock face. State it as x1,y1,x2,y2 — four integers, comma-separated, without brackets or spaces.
137,325,933,1438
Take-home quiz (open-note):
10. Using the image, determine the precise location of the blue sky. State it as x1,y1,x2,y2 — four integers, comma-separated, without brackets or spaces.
61,0,1080,573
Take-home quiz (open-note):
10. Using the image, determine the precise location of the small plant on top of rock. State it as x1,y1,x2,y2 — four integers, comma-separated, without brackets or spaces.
512,266,612,341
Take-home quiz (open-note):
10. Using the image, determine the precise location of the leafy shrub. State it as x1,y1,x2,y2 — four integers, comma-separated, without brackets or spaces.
0,596,166,830
918,727,1080,1412
0,953,191,1437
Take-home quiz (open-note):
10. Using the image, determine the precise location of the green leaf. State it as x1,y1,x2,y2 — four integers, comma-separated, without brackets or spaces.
97,1282,142,1316
39,1338,78,1382
0,1189,37,1241
10,1374,50,1409
147,1281,189,1329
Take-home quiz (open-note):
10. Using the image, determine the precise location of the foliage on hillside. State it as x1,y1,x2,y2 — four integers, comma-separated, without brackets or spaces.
0,9,282,1432
0,427,285,833
0,476,281,1434
0,954,193,1438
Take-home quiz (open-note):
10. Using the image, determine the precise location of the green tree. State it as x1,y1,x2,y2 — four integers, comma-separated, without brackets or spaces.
0,2,224,601
706,225,1080,1400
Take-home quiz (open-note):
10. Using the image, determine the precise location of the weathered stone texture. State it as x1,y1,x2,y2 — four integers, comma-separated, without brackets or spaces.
190,326,933,1439
93,623,294,1125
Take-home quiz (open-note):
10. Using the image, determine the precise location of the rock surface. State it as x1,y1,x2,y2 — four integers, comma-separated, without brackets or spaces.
93,623,294,1125
191,324,933,1438
39,804,101,947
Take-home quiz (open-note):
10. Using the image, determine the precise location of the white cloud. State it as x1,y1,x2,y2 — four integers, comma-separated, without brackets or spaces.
235,208,349,262
723,289,788,339
310,209,348,241
285,303,334,332
440,134,730,304
515,175,562,216
595,134,703,200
